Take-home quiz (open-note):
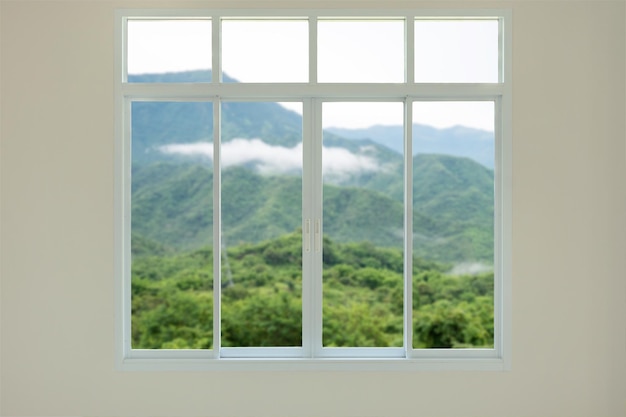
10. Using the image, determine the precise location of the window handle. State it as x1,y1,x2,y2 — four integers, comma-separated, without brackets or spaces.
315,219,321,253
304,219,311,252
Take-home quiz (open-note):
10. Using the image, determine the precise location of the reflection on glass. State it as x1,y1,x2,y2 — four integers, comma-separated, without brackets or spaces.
322,102,404,347
412,101,495,349
222,20,308,83
128,20,212,82
220,102,303,347
414,20,499,83
131,101,214,349
318,20,404,83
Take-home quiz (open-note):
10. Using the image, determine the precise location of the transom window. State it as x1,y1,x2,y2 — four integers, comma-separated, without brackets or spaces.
115,9,512,370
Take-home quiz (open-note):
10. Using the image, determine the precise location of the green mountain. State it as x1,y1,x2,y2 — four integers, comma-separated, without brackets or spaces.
129,70,492,167
130,70,304,164
131,154,493,263
129,70,494,264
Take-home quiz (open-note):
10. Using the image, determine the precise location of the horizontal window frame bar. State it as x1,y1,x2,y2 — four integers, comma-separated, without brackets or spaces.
128,349,214,360
409,348,497,359
119,356,507,372
127,347,497,360
120,83,505,100
317,347,405,358
220,347,306,358
119,8,509,19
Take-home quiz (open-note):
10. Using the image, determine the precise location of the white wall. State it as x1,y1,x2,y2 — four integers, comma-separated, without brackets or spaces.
1,1,625,416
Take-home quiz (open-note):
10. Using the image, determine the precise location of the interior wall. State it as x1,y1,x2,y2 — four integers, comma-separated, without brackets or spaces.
1,1,625,416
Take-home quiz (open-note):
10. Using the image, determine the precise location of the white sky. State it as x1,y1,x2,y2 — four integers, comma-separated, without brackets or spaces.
128,19,497,131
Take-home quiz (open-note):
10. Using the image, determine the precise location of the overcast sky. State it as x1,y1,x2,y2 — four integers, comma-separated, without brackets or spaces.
128,19,497,131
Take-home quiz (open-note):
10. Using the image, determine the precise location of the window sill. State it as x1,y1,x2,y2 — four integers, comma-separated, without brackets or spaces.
118,352,509,372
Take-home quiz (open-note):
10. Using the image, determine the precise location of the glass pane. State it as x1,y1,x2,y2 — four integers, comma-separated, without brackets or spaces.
127,20,212,82
411,101,495,348
414,20,499,83
318,20,404,83
221,102,303,347
322,102,404,347
222,20,308,83
131,101,214,349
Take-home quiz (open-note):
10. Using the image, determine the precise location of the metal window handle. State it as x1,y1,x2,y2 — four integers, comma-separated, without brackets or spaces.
315,219,321,253
304,219,311,252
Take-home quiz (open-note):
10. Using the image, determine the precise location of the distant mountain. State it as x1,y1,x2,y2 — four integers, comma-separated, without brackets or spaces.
129,70,494,263
130,70,494,168
132,155,493,263
326,124,494,168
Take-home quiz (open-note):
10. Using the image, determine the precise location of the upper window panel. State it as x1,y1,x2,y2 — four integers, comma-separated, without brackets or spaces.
318,19,404,83
414,19,499,83
222,19,308,83
127,19,212,82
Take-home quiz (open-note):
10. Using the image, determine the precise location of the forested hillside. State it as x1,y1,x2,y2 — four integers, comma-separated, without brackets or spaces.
132,152,493,263
132,232,494,349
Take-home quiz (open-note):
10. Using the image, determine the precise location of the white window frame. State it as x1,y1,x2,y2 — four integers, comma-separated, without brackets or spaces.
114,8,512,371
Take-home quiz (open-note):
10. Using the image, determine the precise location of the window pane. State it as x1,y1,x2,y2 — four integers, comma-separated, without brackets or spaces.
127,20,212,82
318,20,404,83
412,101,494,348
322,102,404,347
414,20,499,83
131,101,214,349
221,102,303,347
222,20,308,83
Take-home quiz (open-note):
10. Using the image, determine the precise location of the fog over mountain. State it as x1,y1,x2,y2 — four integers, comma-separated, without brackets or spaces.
160,139,384,177
130,69,494,169
130,70,495,263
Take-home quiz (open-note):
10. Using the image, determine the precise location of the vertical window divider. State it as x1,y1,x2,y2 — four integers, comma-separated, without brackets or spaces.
498,16,504,83
404,16,415,355
309,16,317,84
122,97,132,357
404,97,414,356
493,95,502,359
213,98,222,357
120,16,129,83
311,98,324,356
302,98,314,357
406,14,415,84
213,15,220,83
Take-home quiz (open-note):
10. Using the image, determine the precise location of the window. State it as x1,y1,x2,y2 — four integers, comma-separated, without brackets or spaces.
115,9,512,370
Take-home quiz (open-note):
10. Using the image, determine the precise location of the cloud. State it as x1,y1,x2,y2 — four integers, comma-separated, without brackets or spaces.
159,142,213,158
321,146,380,178
159,138,381,177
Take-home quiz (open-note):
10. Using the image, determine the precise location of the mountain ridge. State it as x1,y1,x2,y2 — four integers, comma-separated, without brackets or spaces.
129,70,494,264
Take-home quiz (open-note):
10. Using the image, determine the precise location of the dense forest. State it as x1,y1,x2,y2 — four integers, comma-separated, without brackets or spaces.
132,231,493,349
130,70,495,350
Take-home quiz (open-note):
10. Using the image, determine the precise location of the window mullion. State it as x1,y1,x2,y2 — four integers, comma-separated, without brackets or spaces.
406,14,415,84
404,98,413,355
213,99,222,357
498,16,504,83
309,16,317,84
122,96,132,357
302,98,314,357
311,98,324,357
212,15,220,83
493,95,502,357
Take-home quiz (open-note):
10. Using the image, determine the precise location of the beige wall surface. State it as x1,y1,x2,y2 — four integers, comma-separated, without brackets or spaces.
1,1,625,416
